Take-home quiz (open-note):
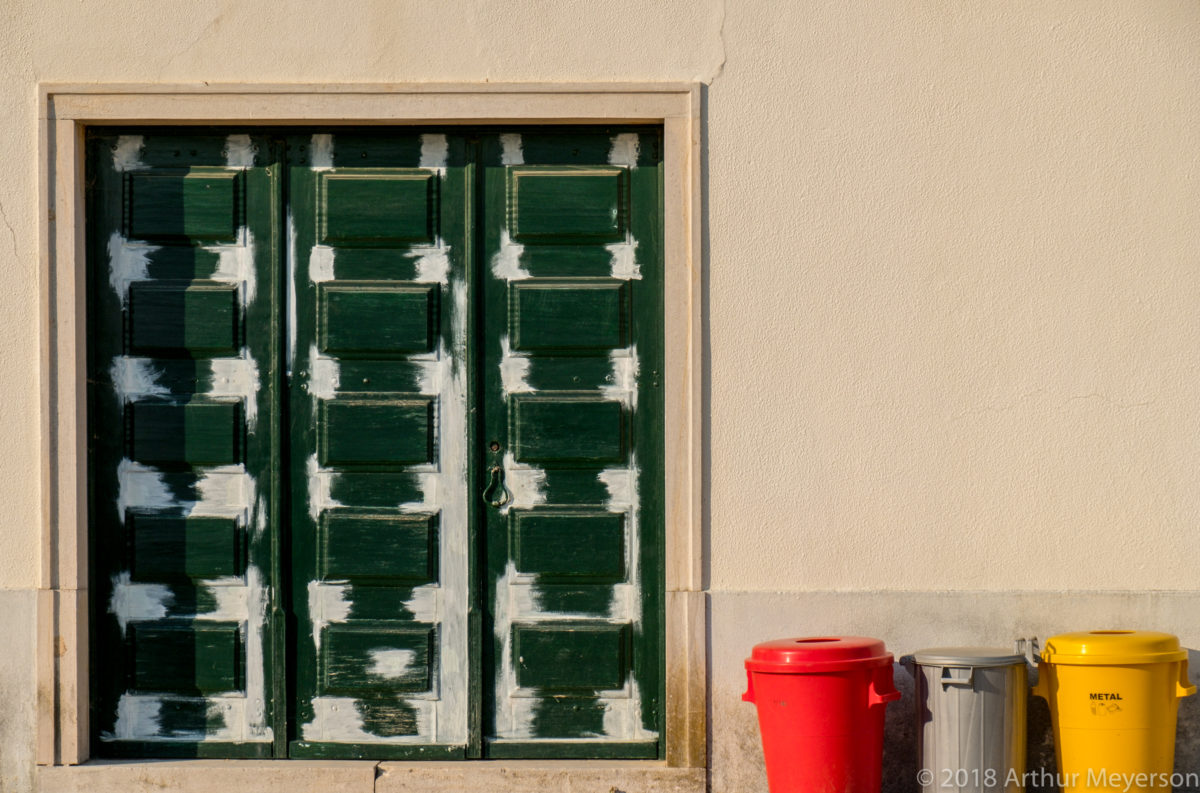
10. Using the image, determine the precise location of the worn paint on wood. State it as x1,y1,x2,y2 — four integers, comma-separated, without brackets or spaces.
289,133,471,756
482,130,663,755
88,128,663,759
88,131,278,755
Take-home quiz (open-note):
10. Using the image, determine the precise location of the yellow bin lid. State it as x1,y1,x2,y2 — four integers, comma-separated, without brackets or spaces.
1041,630,1188,665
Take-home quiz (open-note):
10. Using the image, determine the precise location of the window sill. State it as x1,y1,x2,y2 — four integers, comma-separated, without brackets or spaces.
37,758,707,793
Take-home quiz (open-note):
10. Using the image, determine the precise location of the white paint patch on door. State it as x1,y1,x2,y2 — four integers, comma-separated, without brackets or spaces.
307,580,351,651
408,240,450,284
499,336,532,396
306,453,342,520
194,577,248,621
197,698,244,741
207,352,261,430
608,133,640,169
504,699,544,740
368,648,417,680
205,227,258,307
500,134,525,166
287,212,299,373
490,229,530,280
117,461,255,522
115,460,171,522
107,232,160,306
413,358,447,397
108,571,173,633
223,134,256,169
422,278,472,743
599,455,642,626
601,345,639,409
600,676,659,740
110,357,169,402
311,134,334,170
403,584,439,624
608,583,639,623
420,134,449,172
492,560,534,739
253,493,268,538
194,465,256,519
242,565,273,739
606,239,641,280
308,345,341,403
308,244,335,283
599,458,638,509
112,135,149,172
108,694,162,741
500,452,547,515
302,697,434,743
105,694,261,742
398,474,440,514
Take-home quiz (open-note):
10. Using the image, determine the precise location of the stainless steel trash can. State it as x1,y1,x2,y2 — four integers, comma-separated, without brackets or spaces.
903,647,1029,793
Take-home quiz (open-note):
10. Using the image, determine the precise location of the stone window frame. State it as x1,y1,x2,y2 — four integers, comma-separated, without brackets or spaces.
36,83,705,792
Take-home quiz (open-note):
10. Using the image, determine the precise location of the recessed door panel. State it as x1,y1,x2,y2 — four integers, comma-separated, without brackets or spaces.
319,170,438,245
127,170,243,242
318,283,439,357
509,280,630,352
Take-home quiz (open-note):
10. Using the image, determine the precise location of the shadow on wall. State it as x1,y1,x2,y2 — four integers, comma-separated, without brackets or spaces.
881,663,914,793
1025,685,1059,793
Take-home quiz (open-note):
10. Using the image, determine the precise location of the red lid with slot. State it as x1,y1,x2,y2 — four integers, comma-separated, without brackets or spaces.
745,636,894,673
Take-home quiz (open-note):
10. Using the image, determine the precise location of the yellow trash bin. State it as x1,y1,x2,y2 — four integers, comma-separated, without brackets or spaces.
1032,630,1195,793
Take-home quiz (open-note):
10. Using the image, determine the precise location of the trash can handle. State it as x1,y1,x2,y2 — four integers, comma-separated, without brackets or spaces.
940,666,975,689
1178,660,1196,698
742,669,756,703
1015,636,1039,665
868,676,902,706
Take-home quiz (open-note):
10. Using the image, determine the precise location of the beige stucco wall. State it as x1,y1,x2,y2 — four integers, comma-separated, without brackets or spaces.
4,1,1200,791
707,0,1200,592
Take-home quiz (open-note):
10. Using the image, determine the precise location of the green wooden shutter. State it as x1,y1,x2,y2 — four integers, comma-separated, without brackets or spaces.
287,133,474,758
480,130,664,757
87,131,282,756
88,128,663,760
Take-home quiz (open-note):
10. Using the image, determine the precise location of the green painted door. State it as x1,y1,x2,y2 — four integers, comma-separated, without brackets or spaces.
87,128,662,759
480,132,664,757
286,132,475,758
86,131,283,757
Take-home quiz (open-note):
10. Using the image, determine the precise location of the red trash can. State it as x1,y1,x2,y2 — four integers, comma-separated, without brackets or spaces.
743,636,901,793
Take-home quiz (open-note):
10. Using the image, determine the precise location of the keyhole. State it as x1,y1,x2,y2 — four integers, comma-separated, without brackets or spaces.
489,441,500,452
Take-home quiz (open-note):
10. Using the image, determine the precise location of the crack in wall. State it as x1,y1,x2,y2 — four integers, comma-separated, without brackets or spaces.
1063,392,1155,410
158,13,225,77
707,0,728,84
0,197,17,262
950,389,1048,420
952,388,1156,420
